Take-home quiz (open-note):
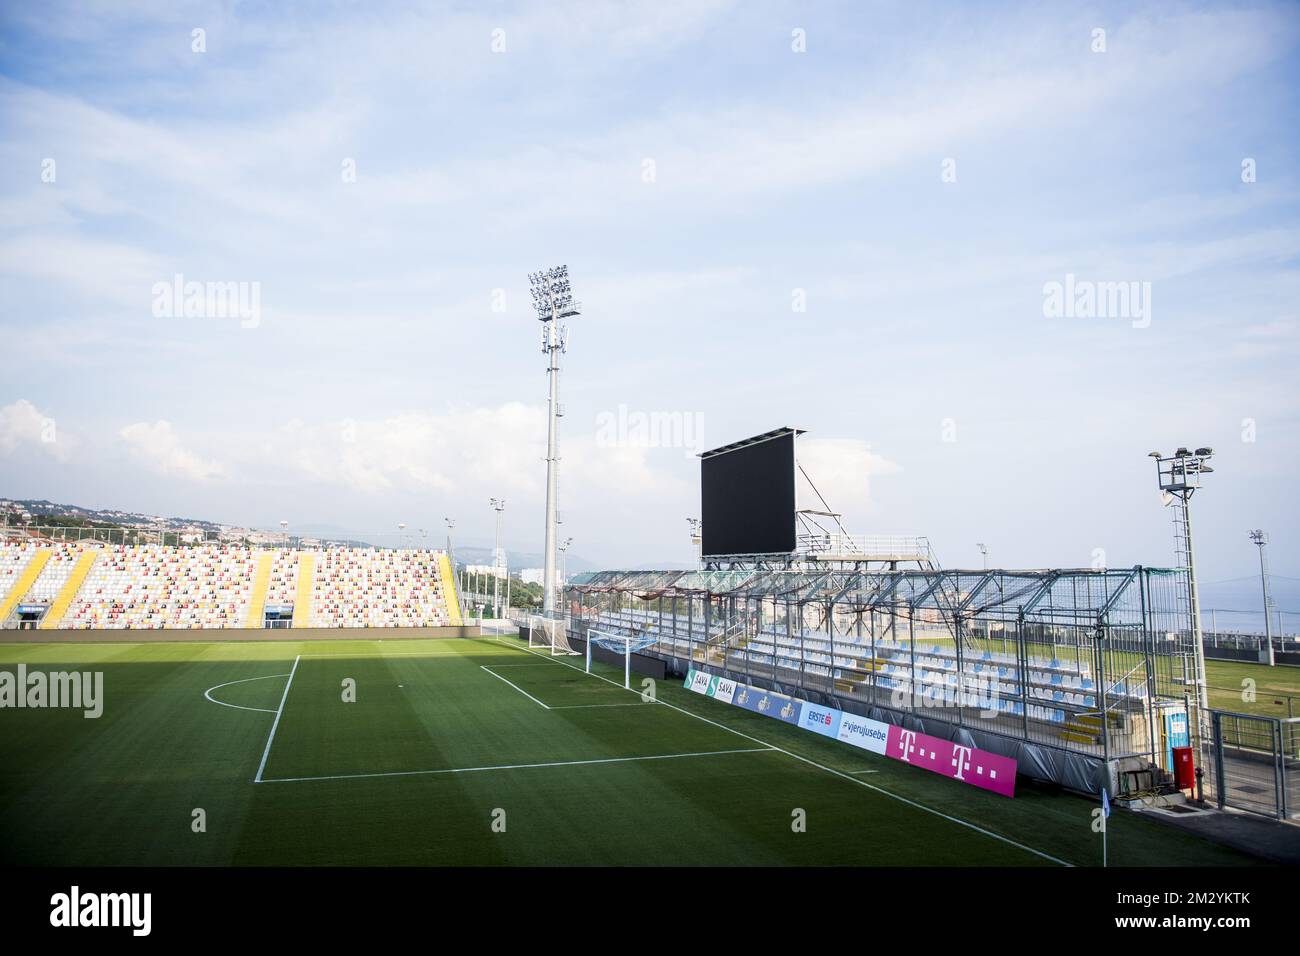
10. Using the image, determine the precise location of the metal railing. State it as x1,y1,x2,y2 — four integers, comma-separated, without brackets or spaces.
797,534,934,563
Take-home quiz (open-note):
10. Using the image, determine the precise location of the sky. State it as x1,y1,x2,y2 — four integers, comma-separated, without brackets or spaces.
0,0,1297,593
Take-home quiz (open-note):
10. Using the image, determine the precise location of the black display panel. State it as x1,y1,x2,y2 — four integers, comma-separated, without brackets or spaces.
701,431,796,556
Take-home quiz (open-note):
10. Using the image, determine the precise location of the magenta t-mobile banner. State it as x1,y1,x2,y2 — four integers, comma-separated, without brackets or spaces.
886,724,1017,797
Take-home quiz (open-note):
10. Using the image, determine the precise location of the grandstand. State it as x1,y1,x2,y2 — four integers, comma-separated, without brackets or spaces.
0,541,465,631
310,547,452,628
562,565,1199,795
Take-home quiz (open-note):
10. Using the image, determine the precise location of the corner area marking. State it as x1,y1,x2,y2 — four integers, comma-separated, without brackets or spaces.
254,654,301,783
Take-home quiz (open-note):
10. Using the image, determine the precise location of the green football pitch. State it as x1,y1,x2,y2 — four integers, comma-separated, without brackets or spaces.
0,633,1258,866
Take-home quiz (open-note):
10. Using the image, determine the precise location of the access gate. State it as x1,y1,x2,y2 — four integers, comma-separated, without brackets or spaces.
1206,711,1298,821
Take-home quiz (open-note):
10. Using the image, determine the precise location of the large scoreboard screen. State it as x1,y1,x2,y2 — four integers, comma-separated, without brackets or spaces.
700,429,798,557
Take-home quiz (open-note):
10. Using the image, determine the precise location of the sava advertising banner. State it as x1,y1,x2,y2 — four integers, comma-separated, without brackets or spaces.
683,669,1016,797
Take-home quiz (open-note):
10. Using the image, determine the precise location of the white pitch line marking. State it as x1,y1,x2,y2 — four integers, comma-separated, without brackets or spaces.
548,701,654,710
259,746,774,784
494,634,1071,867
254,654,300,783
477,662,561,668
203,673,289,714
480,665,551,709
297,650,479,660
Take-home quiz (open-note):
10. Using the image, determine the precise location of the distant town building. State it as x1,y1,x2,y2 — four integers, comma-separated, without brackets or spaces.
518,568,544,586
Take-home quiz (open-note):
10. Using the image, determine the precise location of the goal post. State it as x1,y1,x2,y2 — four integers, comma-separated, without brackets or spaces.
585,628,630,688
586,628,660,689
528,615,578,656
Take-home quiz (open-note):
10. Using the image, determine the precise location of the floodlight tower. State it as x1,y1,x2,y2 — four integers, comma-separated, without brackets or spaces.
976,542,988,570
529,265,581,618
1249,529,1276,667
489,499,506,619
1149,447,1215,712
687,518,703,568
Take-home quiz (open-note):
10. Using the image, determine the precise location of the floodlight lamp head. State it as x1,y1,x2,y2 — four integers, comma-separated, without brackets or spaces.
1175,447,1190,457
1148,451,1162,459
1195,447,1213,457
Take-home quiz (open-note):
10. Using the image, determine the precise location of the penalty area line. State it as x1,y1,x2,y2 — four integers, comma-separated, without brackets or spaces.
204,673,289,714
481,665,551,709
254,654,300,784
258,746,774,785
498,633,1071,867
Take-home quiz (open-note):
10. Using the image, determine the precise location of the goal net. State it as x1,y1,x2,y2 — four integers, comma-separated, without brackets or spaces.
528,615,578,656
586,628,661,688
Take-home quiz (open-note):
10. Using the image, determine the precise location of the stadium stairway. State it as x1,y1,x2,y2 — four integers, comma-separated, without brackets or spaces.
38,550,98,629
437,552,462,626
0,549,52,623
244,551,274,629
1059,711,1123,747
292,553,315,628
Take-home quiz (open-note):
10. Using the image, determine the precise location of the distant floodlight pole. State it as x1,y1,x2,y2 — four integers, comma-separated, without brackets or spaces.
530,264,581,619
977,542,988,570
1150,447,1214,714
1249,529,1275,667
489,499,505,619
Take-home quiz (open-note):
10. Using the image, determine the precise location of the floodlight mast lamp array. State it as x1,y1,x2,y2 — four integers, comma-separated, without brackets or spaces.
1149,446,1215,713
530,265,581,618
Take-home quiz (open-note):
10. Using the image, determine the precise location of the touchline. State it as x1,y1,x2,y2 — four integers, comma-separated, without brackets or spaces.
0,665,103,718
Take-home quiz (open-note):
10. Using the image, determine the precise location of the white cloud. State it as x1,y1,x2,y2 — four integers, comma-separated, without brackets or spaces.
0,399,74,461
119,420,226,481
269,403,546,497
0,234,169,310
796,438,902,517
245,402,692,510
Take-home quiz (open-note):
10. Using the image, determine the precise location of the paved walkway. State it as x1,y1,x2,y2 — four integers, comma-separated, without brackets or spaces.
1137,803,1300,864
